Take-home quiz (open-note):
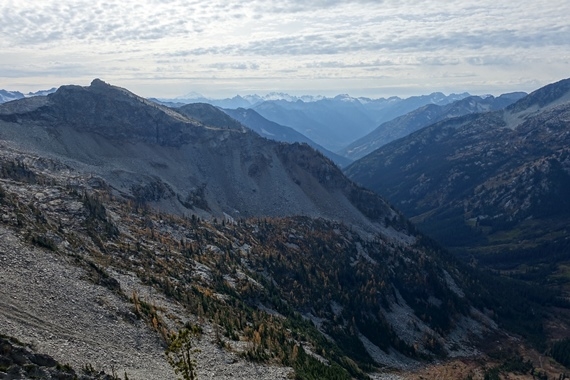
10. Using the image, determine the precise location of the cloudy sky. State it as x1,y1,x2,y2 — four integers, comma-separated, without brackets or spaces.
1,0,569,98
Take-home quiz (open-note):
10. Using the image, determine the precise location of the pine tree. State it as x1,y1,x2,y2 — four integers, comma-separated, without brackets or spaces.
165,327,200,380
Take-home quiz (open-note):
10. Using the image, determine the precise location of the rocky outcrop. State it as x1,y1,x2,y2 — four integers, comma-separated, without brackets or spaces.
0,335,114,380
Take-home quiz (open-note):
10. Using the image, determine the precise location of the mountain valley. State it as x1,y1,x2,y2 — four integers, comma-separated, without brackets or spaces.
152,91,473,153
345,78,570,300
0,79,569,379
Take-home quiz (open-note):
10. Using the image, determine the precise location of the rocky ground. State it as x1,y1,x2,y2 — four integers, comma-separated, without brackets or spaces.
0,222,293,379
0,334,115,380
0,224,174,379
0,121,567,379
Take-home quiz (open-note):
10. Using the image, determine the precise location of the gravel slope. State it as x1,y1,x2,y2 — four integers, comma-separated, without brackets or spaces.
0,225,292,379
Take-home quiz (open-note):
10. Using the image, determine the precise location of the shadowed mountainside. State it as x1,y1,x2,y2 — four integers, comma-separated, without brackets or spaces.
345,78,570,281
222,106,352,167
175,103,351,167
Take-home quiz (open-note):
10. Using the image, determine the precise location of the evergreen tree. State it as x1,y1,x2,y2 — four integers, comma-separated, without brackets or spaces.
165,327,201,380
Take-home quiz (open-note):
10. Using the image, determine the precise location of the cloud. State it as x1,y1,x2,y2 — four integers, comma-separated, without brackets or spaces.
1,1,567,50
158,25,568,59
1,0,569,97
0,61,90,78
465,56,517,66
305,59,398,69
0,0,202,46
206,62,260,70
251,0,383,14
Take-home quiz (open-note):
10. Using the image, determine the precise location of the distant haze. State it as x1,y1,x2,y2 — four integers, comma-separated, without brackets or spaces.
1,0,569,98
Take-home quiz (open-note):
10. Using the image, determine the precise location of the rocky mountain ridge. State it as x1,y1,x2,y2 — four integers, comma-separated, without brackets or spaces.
0,79,387,231
340,92,526,160
345,78,570,277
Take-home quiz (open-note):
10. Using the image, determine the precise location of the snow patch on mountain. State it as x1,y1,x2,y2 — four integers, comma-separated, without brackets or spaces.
0,88,57,103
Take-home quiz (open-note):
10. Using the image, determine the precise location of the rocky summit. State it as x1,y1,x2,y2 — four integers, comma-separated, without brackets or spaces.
0,79,390,229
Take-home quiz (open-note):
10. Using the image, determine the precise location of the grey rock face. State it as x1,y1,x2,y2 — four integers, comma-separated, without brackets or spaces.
0,79,391,232
0,335,115,379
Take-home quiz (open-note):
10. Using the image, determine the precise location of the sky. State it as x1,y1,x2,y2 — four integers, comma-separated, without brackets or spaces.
1,0,569,99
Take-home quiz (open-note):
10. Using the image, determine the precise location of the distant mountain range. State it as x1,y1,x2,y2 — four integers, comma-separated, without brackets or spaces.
340,92,527,160
345,78,570,279
222,107,352,167
164,91,326,108
155,92,473,151
0,88,57,103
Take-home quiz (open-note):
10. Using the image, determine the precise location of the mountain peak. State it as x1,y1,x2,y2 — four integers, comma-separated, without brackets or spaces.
0,89,25,103
0,79,201,147
175,91,206,100
90,78,108,87
508,77,570,112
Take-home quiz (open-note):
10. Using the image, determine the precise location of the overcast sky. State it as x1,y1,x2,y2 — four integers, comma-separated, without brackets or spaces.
1,0,569,98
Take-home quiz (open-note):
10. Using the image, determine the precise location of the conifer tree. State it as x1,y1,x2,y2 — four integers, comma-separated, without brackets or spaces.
165,327,200,380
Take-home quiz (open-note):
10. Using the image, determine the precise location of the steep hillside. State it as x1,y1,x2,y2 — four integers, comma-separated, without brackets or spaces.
175,103,247,131
341,93,525,160
0,79,383,231
173,103,350,166
359,92,471,126
345,78,570,283
0,143,506,379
